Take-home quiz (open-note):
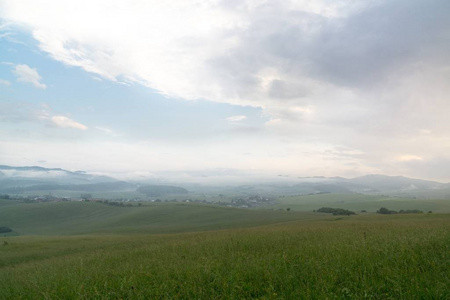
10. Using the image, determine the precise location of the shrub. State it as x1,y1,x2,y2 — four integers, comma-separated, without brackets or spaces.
377,207,423,214
316,207,355,216
377,207,397,214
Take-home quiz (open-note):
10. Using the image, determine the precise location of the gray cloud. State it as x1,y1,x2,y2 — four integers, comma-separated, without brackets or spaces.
237,0,450,90
306,0,450,88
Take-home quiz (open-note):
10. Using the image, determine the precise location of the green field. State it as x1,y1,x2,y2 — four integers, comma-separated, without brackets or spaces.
274,193,450,213
0,200,316,236
0,198,449,299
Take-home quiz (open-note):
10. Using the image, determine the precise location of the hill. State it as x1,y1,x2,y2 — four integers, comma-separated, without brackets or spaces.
0,165,117,186
0,200,315,236
347,174,444,192
2,165,450,200
0,165,189,199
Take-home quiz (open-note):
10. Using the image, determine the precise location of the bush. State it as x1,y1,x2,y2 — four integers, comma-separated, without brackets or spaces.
316,207,355,216
377,207,397,214
377,207,423,214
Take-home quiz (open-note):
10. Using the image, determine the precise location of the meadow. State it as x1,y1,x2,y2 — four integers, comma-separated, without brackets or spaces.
0,200,313,235
274,193,450,213
0,198,449,299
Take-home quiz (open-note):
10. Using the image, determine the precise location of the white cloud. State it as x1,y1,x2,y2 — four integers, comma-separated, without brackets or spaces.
0,0,362,108
51,116,88,130
95,126,113,134
226,115,247,122
94,126,121,137
12,64,46,89
0,102,88,131
419,129,432,135
397,155,423,162
265,118,282,127
2,0,446,126
0,79,10,86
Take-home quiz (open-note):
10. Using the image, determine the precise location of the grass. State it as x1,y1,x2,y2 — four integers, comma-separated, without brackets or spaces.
0,214,448,299
1,196,449,298
0,200,317,235
275,193,450,213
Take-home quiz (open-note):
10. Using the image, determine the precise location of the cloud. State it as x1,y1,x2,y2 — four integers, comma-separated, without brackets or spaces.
2,1,447,119
51,116,88,130
397,157,450,182
0,0,361,107
0,102,49,123
1,0,450,179
226,115,247,122
12,64,46,89
397,155,423,162
0,79,10,86
0,102,87,130
0,168,68,178
95,126,113,134
94,126,119,136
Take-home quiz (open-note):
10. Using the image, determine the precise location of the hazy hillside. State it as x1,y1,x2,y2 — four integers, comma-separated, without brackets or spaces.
1,165,450,199
0,165,117,187
1,181,135,194
0,166,187,197
347,174,444,191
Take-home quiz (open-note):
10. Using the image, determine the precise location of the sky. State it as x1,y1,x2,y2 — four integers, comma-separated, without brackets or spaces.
0,0,450,183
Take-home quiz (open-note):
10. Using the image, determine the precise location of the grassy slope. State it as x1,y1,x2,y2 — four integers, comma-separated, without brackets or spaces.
0,214,448,299
275,193,450,213
0,200,317,235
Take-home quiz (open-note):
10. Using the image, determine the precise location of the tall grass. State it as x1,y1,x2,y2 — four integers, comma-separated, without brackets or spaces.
1,214,448,299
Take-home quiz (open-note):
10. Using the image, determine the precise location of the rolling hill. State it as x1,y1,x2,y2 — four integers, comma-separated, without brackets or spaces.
0,199,316,236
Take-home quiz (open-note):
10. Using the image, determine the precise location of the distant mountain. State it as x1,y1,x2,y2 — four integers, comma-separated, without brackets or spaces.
346,174,445,192
0,165,191,197
0,165,116,184
0,165,120,193
1,165,447,198
1,181,135,194
288,174,448,197
226,174,448,197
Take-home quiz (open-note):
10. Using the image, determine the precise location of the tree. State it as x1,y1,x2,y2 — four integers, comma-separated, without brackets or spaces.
377,207,397,214
377,207,389,214
81,193,92,201
316,207,355,216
